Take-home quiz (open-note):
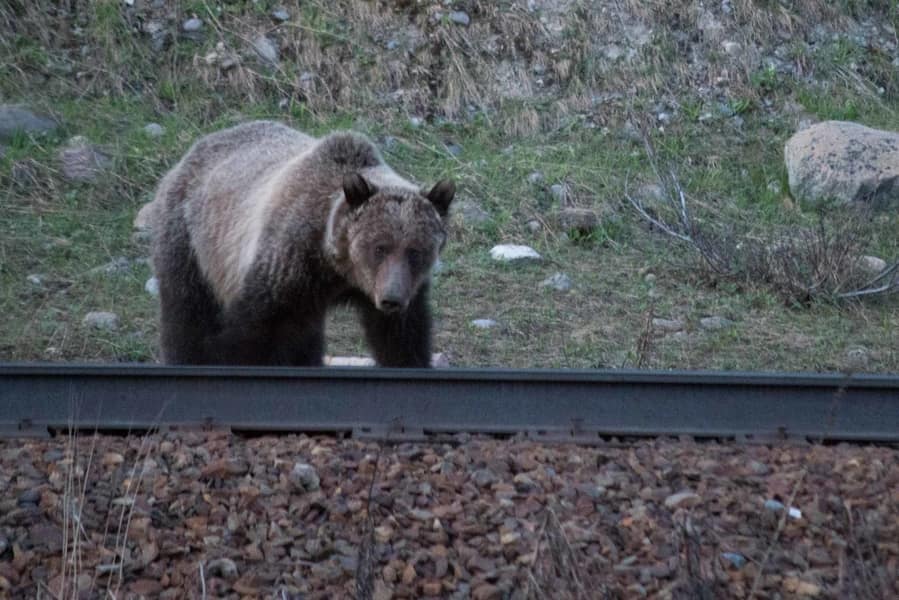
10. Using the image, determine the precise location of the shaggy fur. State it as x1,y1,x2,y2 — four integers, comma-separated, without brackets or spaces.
150,120,454,366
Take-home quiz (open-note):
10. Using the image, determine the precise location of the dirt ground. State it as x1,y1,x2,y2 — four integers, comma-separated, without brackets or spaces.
0,432,896,599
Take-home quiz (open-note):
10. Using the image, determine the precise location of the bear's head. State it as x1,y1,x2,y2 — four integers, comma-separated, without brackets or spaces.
330,173,455,313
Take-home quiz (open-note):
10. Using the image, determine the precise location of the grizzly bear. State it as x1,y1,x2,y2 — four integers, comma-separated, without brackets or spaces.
150,120,455,367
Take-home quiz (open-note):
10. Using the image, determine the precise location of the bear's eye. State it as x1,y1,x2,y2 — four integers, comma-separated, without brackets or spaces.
407,248,424,268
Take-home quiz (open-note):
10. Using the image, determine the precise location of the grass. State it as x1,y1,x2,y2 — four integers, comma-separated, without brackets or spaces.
2,0,899,371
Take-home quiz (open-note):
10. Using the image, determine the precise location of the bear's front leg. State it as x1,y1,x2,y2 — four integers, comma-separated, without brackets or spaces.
359,285,433,368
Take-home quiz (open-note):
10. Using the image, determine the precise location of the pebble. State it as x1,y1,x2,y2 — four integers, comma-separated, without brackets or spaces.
489,244,541,262
700,316,734,331
409,116,423,128
182,18,203,32
143,123,165,137
271,8,290,22
652,318,684,333
449,11,471,26
252,35,279,65
541,272,572,292
527,171,544,185
471,319,497,330
721,552,747,569
445,142,462,157
26,274,44,287
549,183,569,203
290,463,320,492
145,277,159,297
664,490,701,509
82,311,119,331
858,255,887,275
526,219,541,233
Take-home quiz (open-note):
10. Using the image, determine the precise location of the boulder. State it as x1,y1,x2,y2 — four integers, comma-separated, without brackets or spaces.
785,121,899,208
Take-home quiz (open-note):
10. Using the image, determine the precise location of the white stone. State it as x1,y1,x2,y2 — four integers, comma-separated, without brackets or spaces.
471,319,497,329
145,277,159,297
490,244,541,262
82,311,119,331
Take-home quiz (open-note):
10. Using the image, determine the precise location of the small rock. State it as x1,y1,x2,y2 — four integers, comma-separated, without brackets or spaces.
206,558,239,579
271,8,290,22
252,35,279,66
445,142,462,157
471,319,497,330
291,463,320,492
182,18,203,32
409,116,423,128
527,171,544,185
490,244,541,262
455,200,491,225
558,207,601,232
549,183,570,204
145,277,159,297
720,552,747,569
764,499,785,512
722,41,742,55
58,136,112,182
386,39,400,50
449,11,471,26
652,318,684,333
431,352,450,368
526,219,541,233
664,490,701,509
747,460,770,475
26,274,44,287
857,255,887,275
845,346,871,369
699,316,734,331
541,272,572,292
472,583,501,600
18,488,41,506
143,123,165,138
0,105,58,141
90,257,131,276
471,468,497,487
422,581,442,596
82,312,119,331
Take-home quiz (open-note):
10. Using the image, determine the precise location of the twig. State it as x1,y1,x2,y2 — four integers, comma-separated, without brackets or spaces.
199,562,207,600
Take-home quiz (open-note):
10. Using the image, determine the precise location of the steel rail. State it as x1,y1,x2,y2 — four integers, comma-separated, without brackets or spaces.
1,363,897,442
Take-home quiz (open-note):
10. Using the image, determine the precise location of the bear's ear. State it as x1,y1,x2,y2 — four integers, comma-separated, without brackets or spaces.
425,179,455,217
343,173,376,209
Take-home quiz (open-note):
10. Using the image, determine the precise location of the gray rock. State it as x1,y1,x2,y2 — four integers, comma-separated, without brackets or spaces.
699,316,734,331
490,244,541,262
471,468,497,487
844,346,871,370
82,311,119,331
722,41,742,55
143,123,165,138
526,219,542,233
27,274,45,287
449,11,471,26
558,207,601,233
785,120,899,208
550,183,570,204
271,8,290,22
652,318,684,333
857,255,887,276
527,171,544,185
252,35,279,66
386,39,400,51
471,319,497,329
90,257,131,276
455,200,491,225
664,490,701,509
445,142,462,157
542,272,572,292
0,105,58,141
720,552,747,569
145,277,159,297
408,116,423,128
182,18,203,32
143,20,170,53
291,463,320,492
58,136,112,182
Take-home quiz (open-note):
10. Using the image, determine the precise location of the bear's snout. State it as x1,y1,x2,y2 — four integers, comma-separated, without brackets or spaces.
376,258,413,314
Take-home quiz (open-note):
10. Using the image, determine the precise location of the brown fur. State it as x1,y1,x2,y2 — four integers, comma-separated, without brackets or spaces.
151,120,454,366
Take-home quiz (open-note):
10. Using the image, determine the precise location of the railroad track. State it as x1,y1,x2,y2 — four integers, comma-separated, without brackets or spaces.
1,363,897,443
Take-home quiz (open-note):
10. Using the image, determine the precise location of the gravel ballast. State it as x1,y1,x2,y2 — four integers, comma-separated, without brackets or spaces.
0,433,896,598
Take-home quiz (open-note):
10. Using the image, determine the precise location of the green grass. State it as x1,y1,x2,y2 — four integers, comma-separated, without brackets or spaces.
2,0,899,372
